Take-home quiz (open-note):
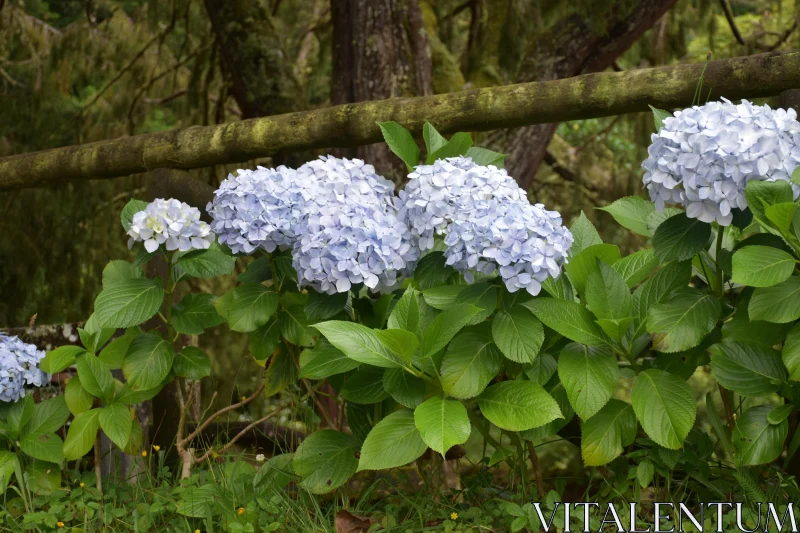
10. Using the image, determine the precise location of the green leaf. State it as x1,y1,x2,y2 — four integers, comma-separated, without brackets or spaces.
612,249,659,288
731,246,796,287
24,396,69,436
293,430,361,494
558,343,618,420
632,260,691,321
305,291,348,322
20,432,64,464
631,369,696,449
637,460,655,488
80,313,116,352
585,260,631,320
122,333,174,390
478,381,562,432
314,321,403,368
647,207,684,236
357,410,428,471
519,375,573,440
253,454,294,491
383,368,426,408
524,353,557,385
647,289,720,352
465,146,506,167
598,196,655,237
75,352,114,400
120,199,148,232
652,213,711,263
569,212,602,256
238,256,271,284
422,285,467,310
440,327,502,399
709,341,787,397
63,409,101,460
171,293,225,335
649,105,671,131
596,318,634,342
388,286,422,336
65,375,94,416
249,319,281,364
98,403,132,450
378,121,419,171
523,298,608,346
41,345,85,374
767,404,793,425
581,399,637,466
453,282,497,324
375,329,418,364
228,283,279,333
746,180,794,230
173,346,211,380
176,248,235,279
783,323,800,381
566,244,621,295
542,274,574,301
94,277,164,329
733,405,788,466
340,367,389,404
765,202,798,235
414,396,471,456
421,304,482,358
414,252,455,290
749,276,800,323
176,485,219,517
299,341,359,380
98,331,134,368
427,132,473,162
280,306,316,346
114,383,161,405
264,346,297,397
491,306,544,364
422,122,447,155
7,394,34,432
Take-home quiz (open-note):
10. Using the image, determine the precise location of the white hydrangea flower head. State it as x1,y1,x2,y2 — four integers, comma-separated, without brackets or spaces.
207,165,314,254
398,157,572,295
0,334,49,403
128,198,214,253
642,98,800,226
293,200,419,295
207,157,396,255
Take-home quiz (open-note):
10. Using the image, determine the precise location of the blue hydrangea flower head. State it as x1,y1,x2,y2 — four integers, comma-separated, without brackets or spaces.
207,165,313,254
399,157,573,295
0,333,49,403
128,198,214,253
642,99,800,225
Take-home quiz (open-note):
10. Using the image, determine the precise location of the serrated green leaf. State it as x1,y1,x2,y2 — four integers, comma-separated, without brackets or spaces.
612,249,659,288
631,369,696,449
465,146,506,167
94,277,164,329
378,121,419,171
65,375,95,416
299,340,359,380
709,341,787,397
122,333,174,390
421,304,482,358
314,321,403,368
176,248,235,279
228,283,278,333
63,409,101,460
652,213,711,263
383,368,425,408
767,404,793,425
249,319,281,364
99,403,132,450
304,290,348,322
375,329,418,364
523,298,608,346
293,430,361,494
427,132,472,162
20,432,64,464
733,405,788,466
731,246,796,287
440,327,501,399
120,199,148,232
75,352,114,400
413,251,454,290
41,345,85,374
478,381,562,432
422,285,467,310
414,396,471,456
280,306,315,346
598,196,655,237
649,106,671,131
422,122,447,155
340,366,388,404
646,289,720,352
749,276,800,323
173,346,211,380
171,293,225,334
558,343,618,420
565,244,621,295
357,410,428,471
491,306,544,363
569,212,602,256
585,260,631,320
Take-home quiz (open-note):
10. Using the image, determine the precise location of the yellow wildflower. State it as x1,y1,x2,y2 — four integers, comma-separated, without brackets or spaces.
450,512,458,520
141,450,147,457
79,482,85,488
57,522,65,528
195,530,201,533
238,507,245,515
241,396,247,402
153,445,161,452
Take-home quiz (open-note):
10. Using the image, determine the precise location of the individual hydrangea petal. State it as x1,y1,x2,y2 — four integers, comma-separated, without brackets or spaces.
642,99,800,226
399,157,573,295
0,333,49,403
128,198,214,253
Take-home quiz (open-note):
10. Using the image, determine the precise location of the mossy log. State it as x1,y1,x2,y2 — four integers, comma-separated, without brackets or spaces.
1,50,800,190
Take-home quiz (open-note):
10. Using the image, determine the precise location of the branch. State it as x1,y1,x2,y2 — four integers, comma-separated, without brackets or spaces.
718,0,747,46
183,382,265,444
2,51,800,190
193,405,288,463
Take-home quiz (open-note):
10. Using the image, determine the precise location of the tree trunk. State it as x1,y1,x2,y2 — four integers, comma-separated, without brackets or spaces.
506,0,678,189
203,0,296,119
331,0,433,180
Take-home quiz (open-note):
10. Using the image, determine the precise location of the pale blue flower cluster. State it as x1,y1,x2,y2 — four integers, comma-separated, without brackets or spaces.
643,99,800,225
398,157,573,295
0,334,49,403
209,156,418,293
128,199,214,253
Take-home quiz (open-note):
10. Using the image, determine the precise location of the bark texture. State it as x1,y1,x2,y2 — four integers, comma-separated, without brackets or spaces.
2,50,799,190
331,0,433,179
203,0,296,119
507,0,678,189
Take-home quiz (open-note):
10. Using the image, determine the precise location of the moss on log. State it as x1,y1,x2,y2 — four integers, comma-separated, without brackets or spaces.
2,50,800,190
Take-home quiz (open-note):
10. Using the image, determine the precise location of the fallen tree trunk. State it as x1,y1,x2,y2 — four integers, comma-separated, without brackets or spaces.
2,50,799,190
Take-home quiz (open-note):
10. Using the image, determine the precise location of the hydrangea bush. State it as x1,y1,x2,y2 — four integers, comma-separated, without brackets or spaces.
6,108,800,515
0,334,48,402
